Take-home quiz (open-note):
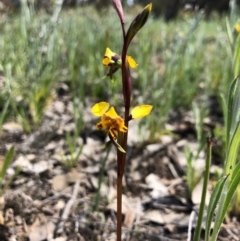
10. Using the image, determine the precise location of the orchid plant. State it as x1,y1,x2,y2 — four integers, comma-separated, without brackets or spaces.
91,1,152,240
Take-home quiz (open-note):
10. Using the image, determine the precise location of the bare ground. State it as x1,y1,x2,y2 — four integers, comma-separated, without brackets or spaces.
0,83,239,241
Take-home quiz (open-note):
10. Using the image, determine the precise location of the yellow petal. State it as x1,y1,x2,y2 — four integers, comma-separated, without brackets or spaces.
91,102,110,116
105,47,115,58
105,107,119,118
131,105,153,119
235,24,240,33
127,56,138,68
102,57,111,66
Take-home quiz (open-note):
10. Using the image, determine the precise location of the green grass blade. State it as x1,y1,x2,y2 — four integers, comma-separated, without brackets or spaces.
193,102,202,143
233,35,240,77
224,161,240,212
225,18,234,50
1,166,21,195
0,146,14,185
225,123,240,176
0,100,9,133
205,175,228,241
211,76,240,241
211,161,240,241
225,76,240,175
226,76,240,150
193,138,212,241
220,93,227,132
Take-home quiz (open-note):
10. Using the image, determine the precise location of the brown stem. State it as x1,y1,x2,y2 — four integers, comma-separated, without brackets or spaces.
116,23,131,241
117,170,123,241
116,112,129,241
116,133,128,241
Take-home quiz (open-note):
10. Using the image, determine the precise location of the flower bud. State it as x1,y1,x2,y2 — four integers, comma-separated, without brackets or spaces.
125,3,152,47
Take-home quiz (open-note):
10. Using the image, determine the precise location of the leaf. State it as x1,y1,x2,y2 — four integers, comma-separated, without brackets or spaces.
223,161,240,219
91,102,110,117
226,76,240,149
0,146,14,185
225,76,240,175
0,100,10,133
193,138,212,241
233,35,240,77
211,162,240,241
131,105,153,119
225,18,234,48
205,175,228,241
211,77,240,241
225,124,240,176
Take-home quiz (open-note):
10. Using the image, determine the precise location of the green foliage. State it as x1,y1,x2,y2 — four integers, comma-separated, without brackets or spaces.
230,184,240,215
185,145,206,199
191,76,240,241
205,175,228,241
61,100,84,169
1,1,64,131
0,100,10,133
193,138,212,241
191,19,240,238
0,6,235,135
224,77,240,175
61,132,83,169
0,147,16,196
184,102,207,199
0,147,14,186
203,76,240,241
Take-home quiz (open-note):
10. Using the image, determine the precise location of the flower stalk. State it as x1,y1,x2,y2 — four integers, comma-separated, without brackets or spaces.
91,1,152,240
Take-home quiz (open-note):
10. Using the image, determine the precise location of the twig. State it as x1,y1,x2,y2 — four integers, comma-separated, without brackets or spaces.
224,225,239,241
55,180,80,235
41,193,72,204
152,202,192,212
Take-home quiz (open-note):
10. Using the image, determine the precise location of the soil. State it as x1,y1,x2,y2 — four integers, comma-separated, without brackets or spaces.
0,83,239,241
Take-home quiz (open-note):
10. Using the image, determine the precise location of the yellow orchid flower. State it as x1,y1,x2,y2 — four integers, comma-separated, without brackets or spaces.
102,47,138,69
102,48,122,67
91,102,153,138
102,47,138,81
91,102,127,139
